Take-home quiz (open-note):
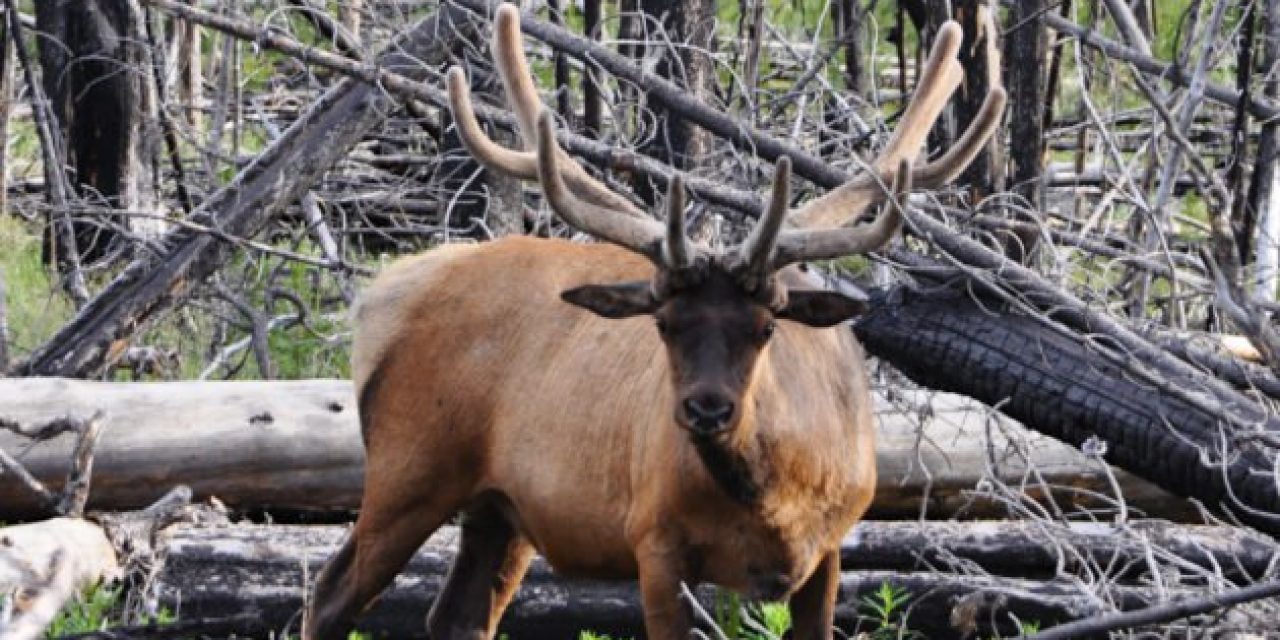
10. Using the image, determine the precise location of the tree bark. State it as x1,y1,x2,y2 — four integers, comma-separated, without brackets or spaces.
0,12,12,221
0,378,1187,521
582,0,603,137
1252,0,1280,302
16,4,481,378
1003,0,1047,212
953,0,1004,196
834,0,867,98
629,0,717,204
34,0,165,262
855,286,1280,534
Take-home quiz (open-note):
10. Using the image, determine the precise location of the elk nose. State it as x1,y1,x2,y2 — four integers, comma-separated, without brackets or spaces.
684,395,734,433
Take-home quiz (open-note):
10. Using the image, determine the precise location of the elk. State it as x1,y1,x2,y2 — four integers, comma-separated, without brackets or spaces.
305,5,1004,639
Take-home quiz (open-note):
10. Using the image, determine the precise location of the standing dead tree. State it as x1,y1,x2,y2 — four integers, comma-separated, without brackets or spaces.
33,0,166,263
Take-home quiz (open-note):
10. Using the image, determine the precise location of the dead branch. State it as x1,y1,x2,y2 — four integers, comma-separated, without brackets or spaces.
1031,579,1280,639
16,2,483,377
1040,7,1280,121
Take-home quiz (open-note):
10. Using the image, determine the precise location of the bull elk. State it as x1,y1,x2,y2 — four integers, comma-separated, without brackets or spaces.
306,5,1004,639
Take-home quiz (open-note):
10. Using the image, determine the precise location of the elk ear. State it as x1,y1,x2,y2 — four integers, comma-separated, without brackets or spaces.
777,289,869,327
561,281,660,319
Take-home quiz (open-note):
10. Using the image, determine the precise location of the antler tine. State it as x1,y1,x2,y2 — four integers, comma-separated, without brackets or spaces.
536,111,666,260
447,5,649,220
664,175,692,269
736,157,792,286
447,67,538,178
913,86,1007,188
491,5,649,217
492,4,544,148
790,21,965,229
772,159,911,268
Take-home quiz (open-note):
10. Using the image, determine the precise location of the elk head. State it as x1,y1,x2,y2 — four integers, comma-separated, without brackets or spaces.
447,4,1005,437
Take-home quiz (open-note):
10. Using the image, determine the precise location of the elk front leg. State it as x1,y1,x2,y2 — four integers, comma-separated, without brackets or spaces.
634,539,691,640
786,550,840,640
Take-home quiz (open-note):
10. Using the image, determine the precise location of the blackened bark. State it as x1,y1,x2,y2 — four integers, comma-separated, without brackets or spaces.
1229,2,1258,264
834,0,866,97
0,12,11,221
953,0,1002,196
582,0,603,137
1004,0,1047,207
1002,0,1047,262
547,0,573,124
855,288,1280,535
159,524,1268,638
35,0,163,263
629,0,717,204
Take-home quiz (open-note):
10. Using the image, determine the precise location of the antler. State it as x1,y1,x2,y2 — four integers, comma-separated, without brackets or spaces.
449,4,1004,285
535,112,665,261
778,20,1008,259
447,4,666,251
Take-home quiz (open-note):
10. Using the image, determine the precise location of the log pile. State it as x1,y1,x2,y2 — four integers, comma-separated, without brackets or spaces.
154,521,1279,637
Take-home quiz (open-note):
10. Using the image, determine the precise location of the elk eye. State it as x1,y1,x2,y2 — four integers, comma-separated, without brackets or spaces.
760,320,776,341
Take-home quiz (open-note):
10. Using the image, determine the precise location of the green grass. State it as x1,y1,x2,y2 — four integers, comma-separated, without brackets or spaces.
0,216,74,360
0,213,357,380
45,582,175,638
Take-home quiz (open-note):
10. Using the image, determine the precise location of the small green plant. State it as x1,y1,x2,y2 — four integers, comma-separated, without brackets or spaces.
712,591,791,639
753,601,792,638
43,581,176,638
578,632,628,640
45,582,122,637
858,581,920,639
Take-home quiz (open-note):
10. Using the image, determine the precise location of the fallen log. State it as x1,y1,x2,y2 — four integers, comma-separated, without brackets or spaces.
155,522,1277,638
0,378,1189,521
855,288,1280,534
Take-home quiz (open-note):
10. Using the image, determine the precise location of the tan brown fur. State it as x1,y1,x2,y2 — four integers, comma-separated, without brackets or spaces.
305,237,876,639
308,6,1002,637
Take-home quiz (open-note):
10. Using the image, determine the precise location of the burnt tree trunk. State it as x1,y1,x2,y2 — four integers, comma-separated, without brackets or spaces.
582,0,603,137
834,0,867,98
1001,0,1048,262
627,0,717,205
430,36,523,239
35,0,164,264
952,0,1003,196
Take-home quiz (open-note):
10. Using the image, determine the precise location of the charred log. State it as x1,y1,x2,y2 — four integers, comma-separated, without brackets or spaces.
855,287,1280,535
153,523,1274,638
